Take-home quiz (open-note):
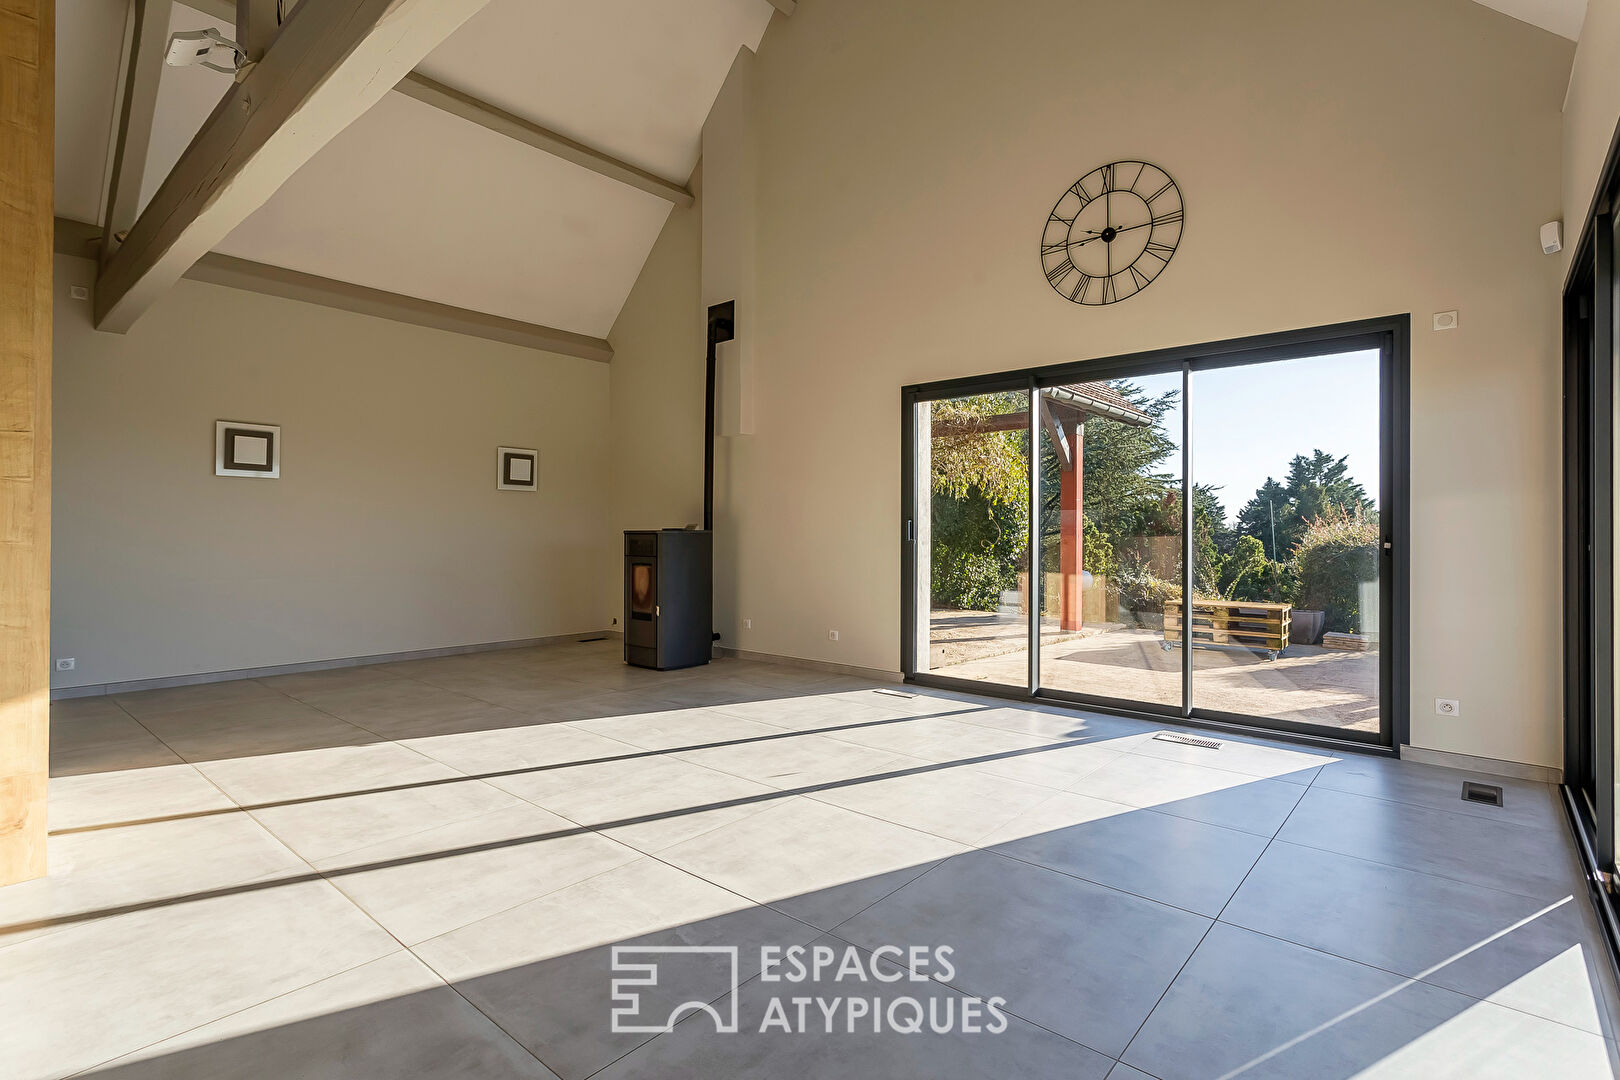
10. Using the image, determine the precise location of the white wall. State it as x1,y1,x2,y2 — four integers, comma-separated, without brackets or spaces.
1564,0,1620,244
678,0,1575,766
52,256,614,689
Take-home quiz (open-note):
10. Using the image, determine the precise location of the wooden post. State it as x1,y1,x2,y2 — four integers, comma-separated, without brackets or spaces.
0,0,53,887
1059,419,1085,631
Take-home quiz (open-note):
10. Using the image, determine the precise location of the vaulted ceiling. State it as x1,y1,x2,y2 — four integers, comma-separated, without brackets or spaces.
56,0,775,342
54,0,1586,348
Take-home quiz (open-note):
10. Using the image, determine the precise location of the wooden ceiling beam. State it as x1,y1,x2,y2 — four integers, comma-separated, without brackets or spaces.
94,0,493,332
183,0,694,206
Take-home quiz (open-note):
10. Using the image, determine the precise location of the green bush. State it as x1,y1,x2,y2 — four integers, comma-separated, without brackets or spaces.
1293,509,1378,633
1114,558,1181,620
1222,534,1297,604
931,545,1015,612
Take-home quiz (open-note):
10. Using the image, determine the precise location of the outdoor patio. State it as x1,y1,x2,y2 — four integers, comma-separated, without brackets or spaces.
928,610,1379,734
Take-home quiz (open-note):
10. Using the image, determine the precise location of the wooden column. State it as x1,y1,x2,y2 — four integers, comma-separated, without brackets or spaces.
0,0,53,887
1058,419,1084,631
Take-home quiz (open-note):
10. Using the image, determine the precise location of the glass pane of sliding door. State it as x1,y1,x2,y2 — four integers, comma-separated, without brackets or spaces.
1035,373,1183,708
913,388,1031,689
1190,351,1383,735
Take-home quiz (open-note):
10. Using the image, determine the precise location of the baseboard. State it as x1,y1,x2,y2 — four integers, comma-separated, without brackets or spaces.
716,646,901,685
1400,743,1562,784
50,630,621,700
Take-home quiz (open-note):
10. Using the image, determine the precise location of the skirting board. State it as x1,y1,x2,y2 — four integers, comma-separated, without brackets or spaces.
715,646,902,685
1400,743,1562,784
51,631,621,700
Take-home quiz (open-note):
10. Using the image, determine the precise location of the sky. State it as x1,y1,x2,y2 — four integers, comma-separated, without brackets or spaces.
1114,350,1381,521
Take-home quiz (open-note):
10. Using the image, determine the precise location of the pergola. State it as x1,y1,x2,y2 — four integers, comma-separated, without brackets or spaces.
931,382,1152,630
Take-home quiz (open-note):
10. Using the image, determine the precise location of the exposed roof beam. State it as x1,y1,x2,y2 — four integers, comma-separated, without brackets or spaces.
184,0,694,206
395,72,694,208
94,0,493,333
101,0,171,263
58,219,610,362
1039,397,1073,472
185,252,613,361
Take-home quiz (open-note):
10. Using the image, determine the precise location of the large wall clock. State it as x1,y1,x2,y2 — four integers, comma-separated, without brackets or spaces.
1041,161,1183,305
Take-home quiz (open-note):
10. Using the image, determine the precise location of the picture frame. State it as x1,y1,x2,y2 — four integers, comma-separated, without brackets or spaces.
497,446,538,491
215,421,280,478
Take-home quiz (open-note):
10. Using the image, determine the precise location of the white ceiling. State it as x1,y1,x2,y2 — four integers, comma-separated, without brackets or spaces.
55,0,1584,340
56,0,773,340
1471,0,1588,39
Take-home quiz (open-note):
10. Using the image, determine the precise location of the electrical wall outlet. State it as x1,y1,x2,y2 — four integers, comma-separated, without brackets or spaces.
744,619,753,629
1435,698,1460,717
828,629,839,642
55,658,76,671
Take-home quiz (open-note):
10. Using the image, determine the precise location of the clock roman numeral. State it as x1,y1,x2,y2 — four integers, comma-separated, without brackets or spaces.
1127,264,1151,291
1145,240,1176,262
1046,257,1077,287
1067,183,1092,209
1145,179,1176,204
1098,165,1112,194
1151,209,1184,227
1070,272,1092,301
1041,241,1071,257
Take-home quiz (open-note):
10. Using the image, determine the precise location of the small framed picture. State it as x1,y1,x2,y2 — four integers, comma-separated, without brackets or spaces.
497,446,538,491
216,421,280,478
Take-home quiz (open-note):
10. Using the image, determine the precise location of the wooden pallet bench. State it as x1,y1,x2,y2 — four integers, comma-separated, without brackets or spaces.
1162,600,1291,660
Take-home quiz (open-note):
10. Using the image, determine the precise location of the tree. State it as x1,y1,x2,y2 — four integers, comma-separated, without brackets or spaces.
1236,450,1371,557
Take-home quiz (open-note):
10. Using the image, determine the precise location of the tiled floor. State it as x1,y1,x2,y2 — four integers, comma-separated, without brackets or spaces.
6,639,1618,1078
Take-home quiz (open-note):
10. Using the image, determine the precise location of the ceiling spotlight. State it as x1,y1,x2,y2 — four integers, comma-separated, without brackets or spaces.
164,28,245,74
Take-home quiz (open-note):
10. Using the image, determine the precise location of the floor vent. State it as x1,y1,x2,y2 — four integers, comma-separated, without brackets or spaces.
1154,732,1222,750
873,688,916,699
1461,781,1504,807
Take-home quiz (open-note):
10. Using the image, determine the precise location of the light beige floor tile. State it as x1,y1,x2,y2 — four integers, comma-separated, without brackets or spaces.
656,797,967,929
804,760,1055,844
0,878,400,1080
316,804,639,944
47,761,231,832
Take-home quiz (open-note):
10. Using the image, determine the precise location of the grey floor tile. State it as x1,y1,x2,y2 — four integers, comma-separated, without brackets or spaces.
0,878,401,1080
315,803,640,944
1222,840,1617,1034
803,760,1055,844
413,857,816,1080
403,721,636,777
594,934,1113,1080
46,761,233,832
248,769,526,863
837,849,1211,1057
49,711,182,777
1126,731,1331,784
1069,751,1307,836
984,792,1269,916
1311,754,1564,833
657,797,966,929
1278,786,1583,901
0,809,306,948
1122,923,1614,1080
192,739,461,805
486,753,784,853
1106,1065,1159,1080
88,952,559,1079
569,706,785,752
135,701,381,762
676,731,922,791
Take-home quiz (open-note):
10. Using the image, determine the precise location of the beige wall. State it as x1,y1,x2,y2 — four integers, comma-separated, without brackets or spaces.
52,255,614,689
1564,0,1620,246
689,0,1574,766
608,182,707,543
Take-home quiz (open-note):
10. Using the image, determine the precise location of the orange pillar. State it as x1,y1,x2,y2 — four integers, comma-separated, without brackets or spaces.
1058,420,1084,631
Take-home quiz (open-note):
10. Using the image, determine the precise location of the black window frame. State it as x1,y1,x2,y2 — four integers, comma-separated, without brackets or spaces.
902,314,1411,754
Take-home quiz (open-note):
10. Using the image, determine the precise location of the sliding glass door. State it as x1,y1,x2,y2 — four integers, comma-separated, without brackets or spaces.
902,318,1408,749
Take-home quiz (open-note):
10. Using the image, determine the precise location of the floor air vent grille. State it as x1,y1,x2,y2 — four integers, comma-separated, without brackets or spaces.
1153,732,1222,750
1461,781,1503,807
